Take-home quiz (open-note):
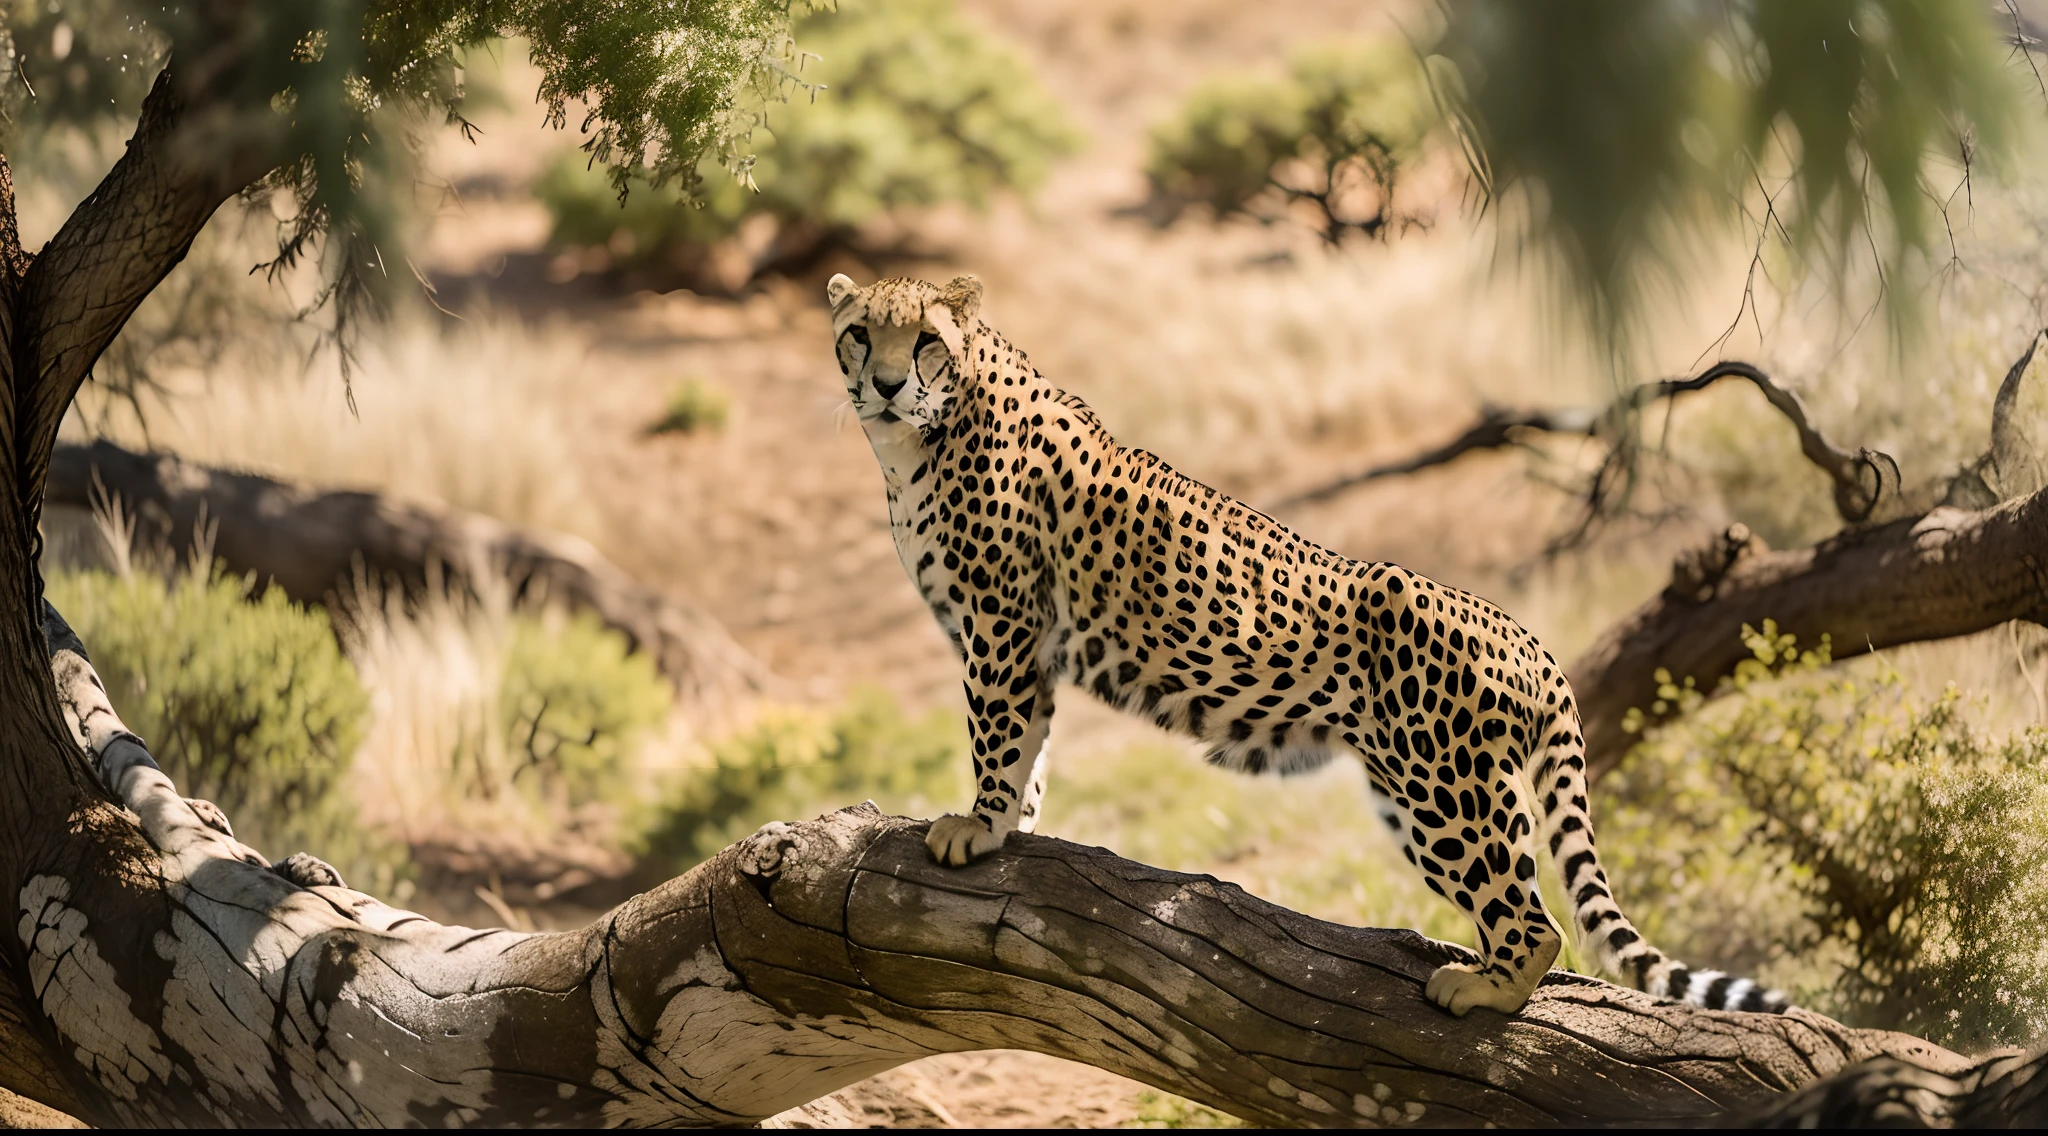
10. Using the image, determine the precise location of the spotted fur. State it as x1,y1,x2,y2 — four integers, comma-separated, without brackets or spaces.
828,272,1789,1017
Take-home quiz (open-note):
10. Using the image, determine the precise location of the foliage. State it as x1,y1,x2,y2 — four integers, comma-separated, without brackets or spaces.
1433,0,2021,334
537,0,1078,280
643,687,966,868
1,1,163,140
1603,622,2048,1050
648,377,732,435
335,577,673,843
4,0,814,331
44,566,389,880
1124,1090,1246,1129
1145,39,1436,244
499,610,673,813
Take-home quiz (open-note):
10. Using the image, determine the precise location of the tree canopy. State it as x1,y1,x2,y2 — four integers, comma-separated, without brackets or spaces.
3,0,814,319
1436,0,2022,333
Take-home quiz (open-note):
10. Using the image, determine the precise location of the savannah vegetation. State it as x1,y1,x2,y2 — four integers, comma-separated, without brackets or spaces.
1,0,2048,1127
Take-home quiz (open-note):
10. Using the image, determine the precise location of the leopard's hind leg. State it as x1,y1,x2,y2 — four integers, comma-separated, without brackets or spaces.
1358,741,1562,1016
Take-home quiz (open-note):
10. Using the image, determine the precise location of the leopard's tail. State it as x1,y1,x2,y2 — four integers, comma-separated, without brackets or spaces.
1531,712,1792,1014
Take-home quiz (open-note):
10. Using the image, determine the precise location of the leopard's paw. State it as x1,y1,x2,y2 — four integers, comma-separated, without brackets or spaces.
1425,963,1533,1017
926,814,1005,866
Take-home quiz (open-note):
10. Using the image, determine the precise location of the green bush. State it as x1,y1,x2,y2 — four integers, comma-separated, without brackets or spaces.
46,568,385,879
643,687,966,868
1125,1090,1246,1129
648,377,732,435
1145,39,1436,243
499,610,673,813
538,0,1079,285
1602,624,2048,1050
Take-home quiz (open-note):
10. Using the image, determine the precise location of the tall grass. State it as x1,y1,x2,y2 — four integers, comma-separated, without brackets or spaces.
336,568,675,846
65,310,614,546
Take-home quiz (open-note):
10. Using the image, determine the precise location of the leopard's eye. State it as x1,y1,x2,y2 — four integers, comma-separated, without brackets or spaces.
914,330,949,383
837,325,870,376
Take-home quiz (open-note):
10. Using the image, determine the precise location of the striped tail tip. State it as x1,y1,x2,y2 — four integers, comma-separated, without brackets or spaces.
1645,958,1793,1013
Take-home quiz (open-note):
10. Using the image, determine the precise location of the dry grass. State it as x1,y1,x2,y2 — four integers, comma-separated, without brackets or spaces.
65,308,620,548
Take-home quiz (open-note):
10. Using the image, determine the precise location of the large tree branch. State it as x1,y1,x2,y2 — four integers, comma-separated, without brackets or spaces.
46,440,770,704
1570,490,2048,776
7,599,2022,1127
1568,332,2048,775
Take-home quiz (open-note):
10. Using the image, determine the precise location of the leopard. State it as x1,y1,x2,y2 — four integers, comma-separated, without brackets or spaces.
827,271,1789,1017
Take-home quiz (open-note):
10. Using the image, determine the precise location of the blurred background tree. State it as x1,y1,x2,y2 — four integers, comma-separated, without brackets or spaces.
536,0,1080,294
1143,39,1436,245
1142,0,2024,342
1436,0,2022,339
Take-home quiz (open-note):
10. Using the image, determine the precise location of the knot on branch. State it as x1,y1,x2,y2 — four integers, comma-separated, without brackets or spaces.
1838,447,1903,524
738,821,801,883
1666,522,1767,603
272,852,345,890
183,798,234,839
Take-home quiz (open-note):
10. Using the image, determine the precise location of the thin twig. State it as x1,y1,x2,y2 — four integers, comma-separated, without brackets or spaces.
1280,362,1899,527
2006,0,2048,111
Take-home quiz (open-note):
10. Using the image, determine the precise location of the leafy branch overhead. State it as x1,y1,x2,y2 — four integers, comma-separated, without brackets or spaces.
3,0,818,318
1433,0,2020,331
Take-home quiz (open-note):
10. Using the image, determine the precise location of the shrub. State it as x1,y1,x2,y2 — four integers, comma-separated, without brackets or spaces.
340,580,672,841
1601,624,2048,1050
648,377,732,435
537,0,1079,289
1144,39,1436,244
45,567,384,878
499,610,674,813
1126,1089,1246,1129
643,687,966,868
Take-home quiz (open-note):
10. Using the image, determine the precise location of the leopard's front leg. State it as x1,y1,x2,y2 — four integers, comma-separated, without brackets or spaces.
928,652,1055,867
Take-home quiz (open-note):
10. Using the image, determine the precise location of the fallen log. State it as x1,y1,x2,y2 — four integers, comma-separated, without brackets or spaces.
45,439,769,705
3,599,2027,1128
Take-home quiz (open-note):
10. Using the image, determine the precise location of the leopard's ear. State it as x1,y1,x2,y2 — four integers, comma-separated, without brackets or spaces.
826,273,861,308
937,275,983,325
926,300,966,359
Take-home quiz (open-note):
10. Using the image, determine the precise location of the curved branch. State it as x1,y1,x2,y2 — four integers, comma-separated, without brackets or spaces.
1279,362,1899,524
1571,488,2048,776
1276,406,1596,507
9,599,1995,1128
14,66,277,506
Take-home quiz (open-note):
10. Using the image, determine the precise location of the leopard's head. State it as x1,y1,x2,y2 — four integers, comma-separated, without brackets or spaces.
827,273,983,444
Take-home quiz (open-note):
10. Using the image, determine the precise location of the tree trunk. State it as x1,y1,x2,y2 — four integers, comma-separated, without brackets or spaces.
3,605,2015,1126
45,439,769,705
